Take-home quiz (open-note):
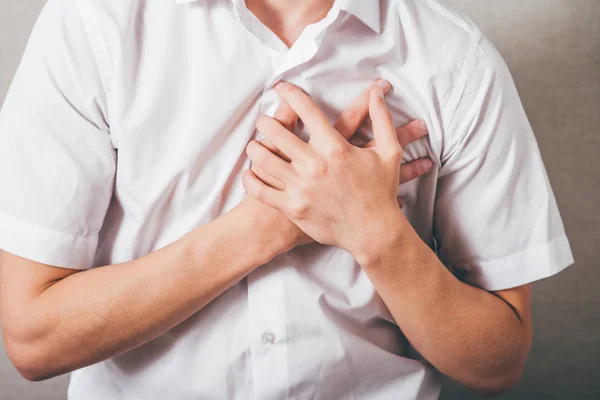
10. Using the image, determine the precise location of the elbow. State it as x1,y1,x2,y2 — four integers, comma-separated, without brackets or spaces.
472,365,525,397
17,367,51,383
3,334,61,382
467,332,531,396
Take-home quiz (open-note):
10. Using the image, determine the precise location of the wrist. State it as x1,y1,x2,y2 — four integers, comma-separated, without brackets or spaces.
181,201,282,277
233,197,293,263
349,207,411,268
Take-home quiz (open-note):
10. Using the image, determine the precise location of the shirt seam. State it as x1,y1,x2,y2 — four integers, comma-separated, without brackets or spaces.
441,35,483,164
443,233,571,272
75,0,114,95
0,210,99,241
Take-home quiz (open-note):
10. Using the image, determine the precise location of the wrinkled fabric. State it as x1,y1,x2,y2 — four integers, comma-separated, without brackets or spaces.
0,0,573,399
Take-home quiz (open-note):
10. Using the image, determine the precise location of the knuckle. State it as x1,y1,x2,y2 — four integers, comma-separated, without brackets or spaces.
276,109,296,128
290,198,309,219
281,116,296,130
410,163,423,179
394,145,404,158
326,144,349,161
407,125,419,141
396,126,409,143
344,109,361,125
306,160,328,178
389,147,403,163
417,159,432,175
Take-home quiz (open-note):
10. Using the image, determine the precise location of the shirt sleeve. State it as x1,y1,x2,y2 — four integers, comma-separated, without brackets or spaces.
0,0,116,269
434,37,574,292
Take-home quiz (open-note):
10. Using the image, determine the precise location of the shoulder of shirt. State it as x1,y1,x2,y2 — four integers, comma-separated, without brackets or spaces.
414,0,479,29
39,0,150,93
383,0,488,78
383,0,507,144
385,0,483,40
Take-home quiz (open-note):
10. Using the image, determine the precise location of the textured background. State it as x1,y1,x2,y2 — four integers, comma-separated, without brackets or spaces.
1,0,598,399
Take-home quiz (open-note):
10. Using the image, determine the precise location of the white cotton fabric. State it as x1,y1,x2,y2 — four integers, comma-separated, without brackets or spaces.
0,0,573,398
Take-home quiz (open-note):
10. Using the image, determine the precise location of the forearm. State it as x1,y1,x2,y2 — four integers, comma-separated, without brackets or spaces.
356,212,531,394
3,202,283,381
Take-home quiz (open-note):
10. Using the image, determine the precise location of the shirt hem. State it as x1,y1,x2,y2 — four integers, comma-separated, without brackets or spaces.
451,234,574,292
0,210,98,269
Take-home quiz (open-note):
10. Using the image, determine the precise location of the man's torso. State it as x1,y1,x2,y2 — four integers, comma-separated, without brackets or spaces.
66,0,480,398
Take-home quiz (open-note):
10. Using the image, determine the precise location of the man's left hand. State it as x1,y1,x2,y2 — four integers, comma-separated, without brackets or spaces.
243,82,410,258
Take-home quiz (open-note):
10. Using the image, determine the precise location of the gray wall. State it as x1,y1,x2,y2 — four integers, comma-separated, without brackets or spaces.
0,0,598,399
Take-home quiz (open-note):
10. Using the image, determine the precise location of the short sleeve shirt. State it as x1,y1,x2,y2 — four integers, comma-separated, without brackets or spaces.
0,0,574,399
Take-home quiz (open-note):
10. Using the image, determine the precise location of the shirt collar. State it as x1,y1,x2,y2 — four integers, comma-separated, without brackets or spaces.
340,0,381,33
170,0,381,33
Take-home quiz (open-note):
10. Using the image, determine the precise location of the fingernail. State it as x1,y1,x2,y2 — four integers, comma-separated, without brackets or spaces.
420,119,429,133
376,79,391,92
274,81,289,90
422,158,433,170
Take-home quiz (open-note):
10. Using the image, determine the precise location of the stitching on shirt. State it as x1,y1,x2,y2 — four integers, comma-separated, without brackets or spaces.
0,210,99,241
440,36,482,165
411,0,484,164
444,36,481,131
443,233,571,273
76,0,113,94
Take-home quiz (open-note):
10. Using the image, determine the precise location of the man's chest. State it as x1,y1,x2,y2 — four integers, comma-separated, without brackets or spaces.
98,7,441,248
110,57,432,187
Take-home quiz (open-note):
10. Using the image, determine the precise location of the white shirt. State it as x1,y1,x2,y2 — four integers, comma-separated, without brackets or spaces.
0,0,574,398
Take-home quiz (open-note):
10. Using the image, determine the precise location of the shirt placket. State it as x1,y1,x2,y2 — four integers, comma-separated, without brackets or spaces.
239,2,343,399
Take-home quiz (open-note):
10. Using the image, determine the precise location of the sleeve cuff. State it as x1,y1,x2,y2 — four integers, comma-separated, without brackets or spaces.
0,210,98,269
456,234,574,292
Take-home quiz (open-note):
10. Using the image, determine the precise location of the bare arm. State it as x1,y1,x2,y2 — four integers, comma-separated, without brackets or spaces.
0,81,431,383
243,82,532,395
0,197,296,382
356,216,532,395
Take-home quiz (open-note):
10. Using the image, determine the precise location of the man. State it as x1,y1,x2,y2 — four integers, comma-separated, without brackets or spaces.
0,0,573,399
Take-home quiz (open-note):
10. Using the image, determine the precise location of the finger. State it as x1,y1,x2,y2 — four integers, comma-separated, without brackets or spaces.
274,101,299,132
397,119,428,147
362,119,428,149
242,170,288,212
369,87,402,158
397,198,405,208
246,140,295,183
333,79,391,140
256,115,312,163
260,139,290,162
251,164,286,190
399,158,433,184
260,102,299,163
274,81,346,148
363,139,375,148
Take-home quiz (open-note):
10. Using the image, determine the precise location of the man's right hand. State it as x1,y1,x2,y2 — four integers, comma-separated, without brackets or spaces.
246,79,433,250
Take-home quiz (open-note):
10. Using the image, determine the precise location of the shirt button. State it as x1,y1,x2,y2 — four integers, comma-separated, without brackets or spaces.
263,331,277,344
